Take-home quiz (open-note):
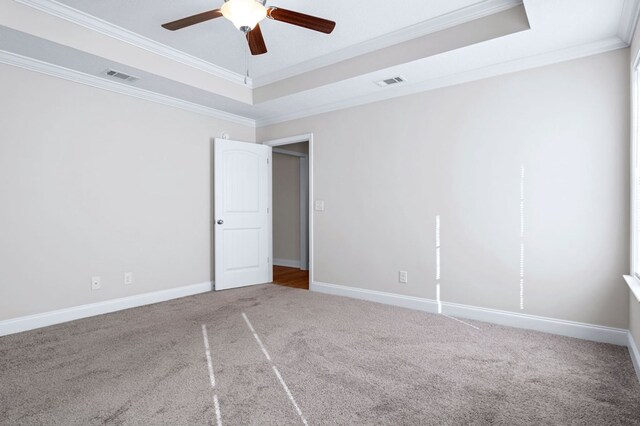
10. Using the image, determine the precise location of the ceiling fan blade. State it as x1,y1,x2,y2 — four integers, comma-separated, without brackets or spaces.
247,24,268,55
267,7,336,34
161,9,222,31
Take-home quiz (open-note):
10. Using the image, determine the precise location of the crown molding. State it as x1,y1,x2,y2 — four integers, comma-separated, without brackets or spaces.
0,49,256,127
256,37,626,127
14,0,253,87
619,0,640,44
252,0,523,87
1,33,624,131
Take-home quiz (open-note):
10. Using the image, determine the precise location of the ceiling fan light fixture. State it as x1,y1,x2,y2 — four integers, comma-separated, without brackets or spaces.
221,0,267,32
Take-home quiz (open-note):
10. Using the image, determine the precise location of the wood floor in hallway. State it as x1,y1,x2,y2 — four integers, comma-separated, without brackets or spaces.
272,265,309,290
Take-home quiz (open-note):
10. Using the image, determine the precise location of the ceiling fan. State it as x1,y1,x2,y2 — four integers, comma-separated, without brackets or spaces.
161,0,336,56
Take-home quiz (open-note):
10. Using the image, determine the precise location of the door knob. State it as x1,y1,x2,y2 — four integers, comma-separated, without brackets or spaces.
217,220,224,225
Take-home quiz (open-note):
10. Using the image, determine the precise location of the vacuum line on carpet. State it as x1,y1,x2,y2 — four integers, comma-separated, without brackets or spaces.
242,312,309,426
442,314,481,330
272,365,308,425
202,324,222,426
242,312,272,362
214,394,222,426
201,324,216,387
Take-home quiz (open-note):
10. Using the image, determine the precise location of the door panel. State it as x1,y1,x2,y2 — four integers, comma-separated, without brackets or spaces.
223,228,261,270
215,139,272,290
224,151,260,213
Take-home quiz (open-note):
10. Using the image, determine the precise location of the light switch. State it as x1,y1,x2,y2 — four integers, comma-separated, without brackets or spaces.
315,200,325,211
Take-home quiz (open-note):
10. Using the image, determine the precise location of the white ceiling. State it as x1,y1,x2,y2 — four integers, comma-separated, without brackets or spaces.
0,0,637,126
53,0,484,79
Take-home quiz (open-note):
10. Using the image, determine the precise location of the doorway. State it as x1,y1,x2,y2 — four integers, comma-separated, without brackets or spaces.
263,134,313,290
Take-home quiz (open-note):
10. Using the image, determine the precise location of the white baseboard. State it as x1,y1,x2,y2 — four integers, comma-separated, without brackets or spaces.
312,280,440,312
311,281,629,346
0,281,212,337
273,258,301,268
629,332,640,383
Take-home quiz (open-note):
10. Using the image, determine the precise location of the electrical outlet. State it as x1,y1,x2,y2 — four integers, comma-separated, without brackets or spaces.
315,199,325,211
91,276,102,290
399,271,408,283
124,272,133,285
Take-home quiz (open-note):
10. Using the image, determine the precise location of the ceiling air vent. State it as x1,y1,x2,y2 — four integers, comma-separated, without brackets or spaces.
101,69,139,83
375,76,406,87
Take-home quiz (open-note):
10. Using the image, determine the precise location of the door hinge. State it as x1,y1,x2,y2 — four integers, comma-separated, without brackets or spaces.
267,256,270,263
267,207,269,213
267,158,270,164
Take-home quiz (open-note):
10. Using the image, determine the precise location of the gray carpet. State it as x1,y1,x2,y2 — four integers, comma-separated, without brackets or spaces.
1,284,639,425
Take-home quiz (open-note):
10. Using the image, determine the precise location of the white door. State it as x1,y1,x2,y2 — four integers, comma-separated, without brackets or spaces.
214,139,272,290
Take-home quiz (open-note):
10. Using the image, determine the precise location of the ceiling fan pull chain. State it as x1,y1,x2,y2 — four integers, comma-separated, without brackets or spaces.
244,44,250,85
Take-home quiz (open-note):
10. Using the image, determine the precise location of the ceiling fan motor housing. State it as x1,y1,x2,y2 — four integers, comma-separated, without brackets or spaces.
221,0,268,32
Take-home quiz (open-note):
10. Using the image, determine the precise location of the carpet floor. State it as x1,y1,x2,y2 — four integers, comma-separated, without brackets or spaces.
1,284,639,425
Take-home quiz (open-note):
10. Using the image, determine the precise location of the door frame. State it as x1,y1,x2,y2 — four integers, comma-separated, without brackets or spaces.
262,133,314,283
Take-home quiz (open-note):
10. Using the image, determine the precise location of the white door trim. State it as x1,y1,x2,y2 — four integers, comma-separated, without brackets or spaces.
631,52,639,276
299,156,309,270
272,147,307,158
262,133,314,280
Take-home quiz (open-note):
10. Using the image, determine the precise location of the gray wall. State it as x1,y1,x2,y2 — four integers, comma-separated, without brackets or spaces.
0,63,254,321
0,47,632,333
272,142,308,264
259,49,631,328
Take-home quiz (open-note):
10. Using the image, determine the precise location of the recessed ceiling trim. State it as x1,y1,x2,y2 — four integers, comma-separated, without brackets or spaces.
14,0,253,87
252,0,524,87
255,37,626,127
618,0,640,44
0,49,256,127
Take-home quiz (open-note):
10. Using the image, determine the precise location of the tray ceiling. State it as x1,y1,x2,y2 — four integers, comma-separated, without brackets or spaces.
0,0,636,126
53,0,485,80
